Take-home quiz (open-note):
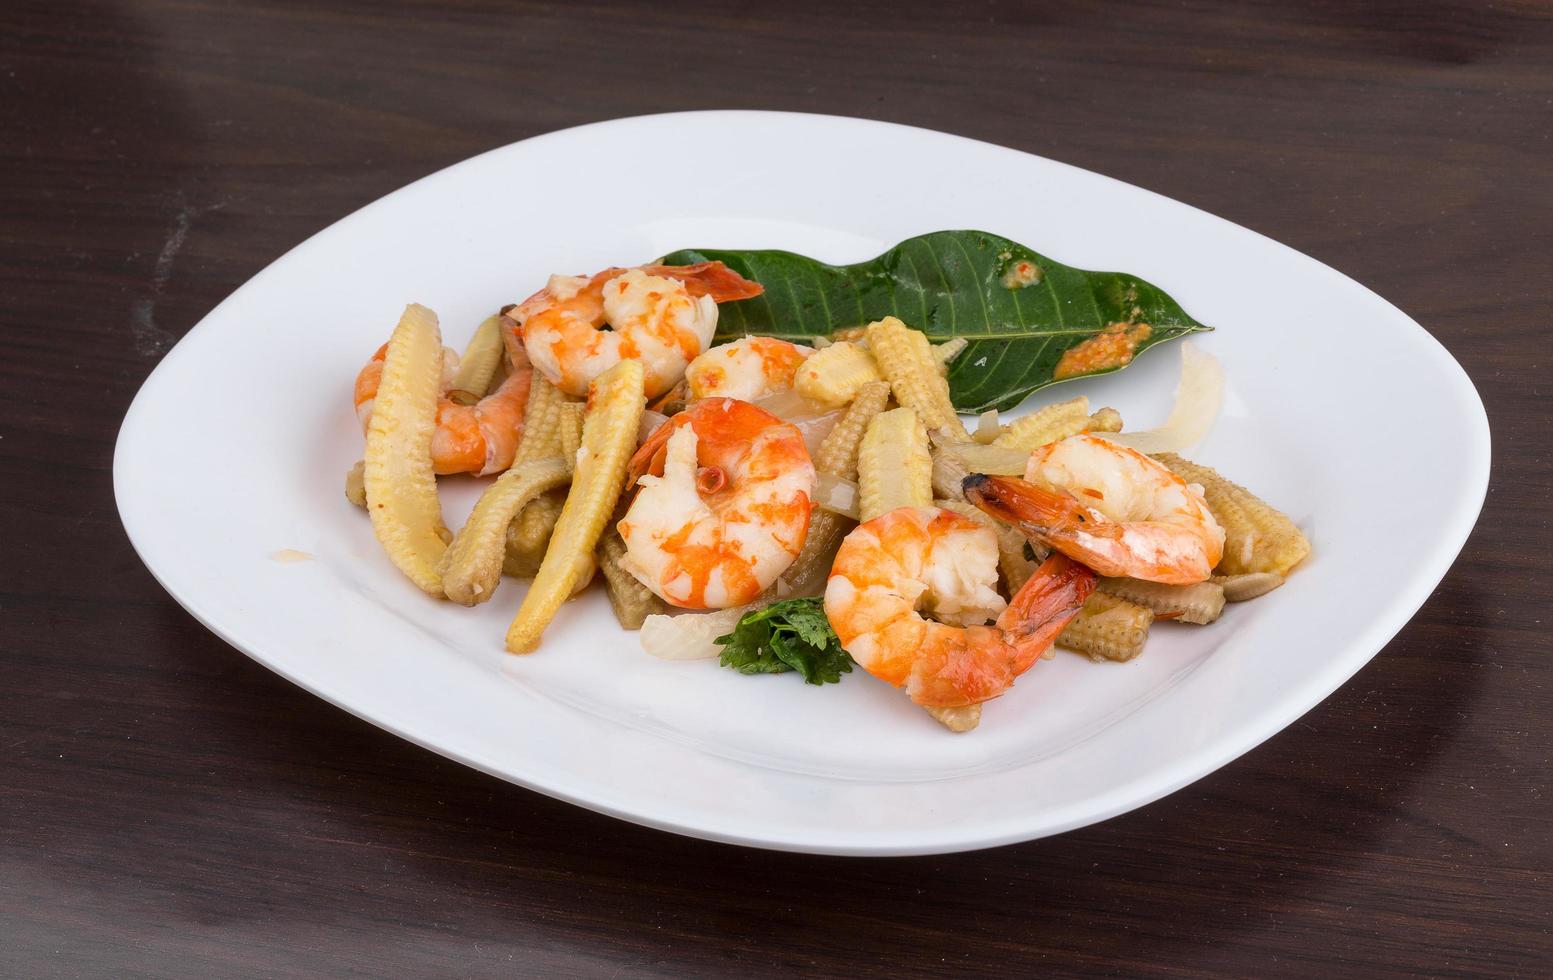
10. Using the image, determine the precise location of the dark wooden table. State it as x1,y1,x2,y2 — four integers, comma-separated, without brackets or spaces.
4,2,1550,976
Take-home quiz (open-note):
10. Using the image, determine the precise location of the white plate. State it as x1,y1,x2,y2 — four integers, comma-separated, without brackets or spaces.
114,111,1489,855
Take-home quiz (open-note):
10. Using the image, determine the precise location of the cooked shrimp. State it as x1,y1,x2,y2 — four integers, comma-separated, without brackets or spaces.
685,336,812,402
354,342,532,476
824,506,1096,708
963,433,1224,584
512,262,762,399
617,398,815,609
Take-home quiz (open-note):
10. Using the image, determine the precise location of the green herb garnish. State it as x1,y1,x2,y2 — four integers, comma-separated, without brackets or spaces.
714,597,853,686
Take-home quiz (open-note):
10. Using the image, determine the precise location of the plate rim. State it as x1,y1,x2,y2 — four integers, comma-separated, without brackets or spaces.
113,109,1492,855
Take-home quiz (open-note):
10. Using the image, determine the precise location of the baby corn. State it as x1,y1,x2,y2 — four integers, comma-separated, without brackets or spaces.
363,303,451,595
507,375,572,569
926,704,981,732
794,340,882,408
761,381,891,598
858,407,933,521
447,314,506,402
557,401,587,472
1154,454,1310,577
1099,577,1225,625
1213,572,1285,602
867,316,967,439
993,396,1091,452
344,460,366,508
813,380,891,478
1058,592,1154,662
439,457,572,606
507,360,644,653
932,337,968,373
597,529,669,628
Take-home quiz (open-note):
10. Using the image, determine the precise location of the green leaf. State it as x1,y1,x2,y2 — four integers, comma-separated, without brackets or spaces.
661,230,1211,413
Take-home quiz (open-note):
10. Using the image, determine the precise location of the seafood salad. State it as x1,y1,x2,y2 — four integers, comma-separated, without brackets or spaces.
347,250,1309,733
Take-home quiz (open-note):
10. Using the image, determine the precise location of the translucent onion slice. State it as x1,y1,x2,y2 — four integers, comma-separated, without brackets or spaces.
639,599,776,660
751,387,830,422
638,409,670,446
1109,342,1224,455
813,471,859,520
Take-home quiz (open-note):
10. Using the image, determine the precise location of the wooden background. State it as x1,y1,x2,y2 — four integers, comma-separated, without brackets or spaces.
3,1,1549,975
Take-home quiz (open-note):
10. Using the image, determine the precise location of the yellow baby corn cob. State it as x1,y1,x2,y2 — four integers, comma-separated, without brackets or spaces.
925,704,981,732
866,316,967,439
344,459,366,508
759,382,891,599
1098,577,1225,625
447,314,506,402
813,380,891,477
1213,572,1285,602
506,375,572,568
507,360,644,653
793,340,883,408
1058,592,1154,663
439,457,572,606
557,401,587,471
993,396,1091,452
1153,454,1310,577
597,529,669,628
363,303,451,595
858,407,933,521
1088,406,1123,433
932,337,968,373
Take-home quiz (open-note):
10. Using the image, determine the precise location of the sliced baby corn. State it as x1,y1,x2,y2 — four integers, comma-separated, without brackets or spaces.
1154,454,1310,577
363,303,451,595
597,529,667,628
447,314,506,402
1099,577,1225,625
866,316,967,439
813,380,891,478
858,406,933,521
1058,592,1154,663
993,396,1091,452
439,457,572,606
507,360,645,653
1213,572,1285,602
506,374,572,571
759,382,891,598
794,340,883,408
925,704,981,732
345,460,366,508
557,401,587,471
932,337,968,373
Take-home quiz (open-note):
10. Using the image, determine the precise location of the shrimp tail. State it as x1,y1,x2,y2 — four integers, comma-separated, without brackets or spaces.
962,473,1091,541
626,414,677,486
642,261,764,303
997,554,1096,673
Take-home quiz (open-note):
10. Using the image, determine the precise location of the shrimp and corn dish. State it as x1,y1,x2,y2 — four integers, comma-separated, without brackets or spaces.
347,256,1309,733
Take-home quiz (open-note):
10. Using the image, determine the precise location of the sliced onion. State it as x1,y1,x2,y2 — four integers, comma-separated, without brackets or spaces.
792,410,841,458
751,387,830,422
814,471,859,520
1110,342,1224,455
637,409,670,446
639,599,776,660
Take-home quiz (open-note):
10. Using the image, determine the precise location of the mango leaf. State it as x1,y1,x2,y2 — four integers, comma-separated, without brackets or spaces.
661,230,1211,413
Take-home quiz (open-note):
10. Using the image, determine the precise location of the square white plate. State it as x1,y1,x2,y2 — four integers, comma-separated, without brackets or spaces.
114,111,1489,855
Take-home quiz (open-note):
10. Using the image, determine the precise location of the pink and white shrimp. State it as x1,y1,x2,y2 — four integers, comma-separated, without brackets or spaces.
963,433,1225,584
685,336,812,402
509,262,762,399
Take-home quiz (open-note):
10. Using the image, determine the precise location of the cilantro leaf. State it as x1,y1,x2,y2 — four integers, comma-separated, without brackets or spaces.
714,597,854,686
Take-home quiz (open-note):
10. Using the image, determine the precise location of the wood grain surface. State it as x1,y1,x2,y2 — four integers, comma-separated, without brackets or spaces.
2,1,1549,976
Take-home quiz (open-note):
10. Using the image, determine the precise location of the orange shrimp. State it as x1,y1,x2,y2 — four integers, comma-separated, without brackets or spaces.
824,506,1096,708
685,336,812,402
617,398,815,609
962,433,1224,584
510,261,762,399
353,343,532,476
